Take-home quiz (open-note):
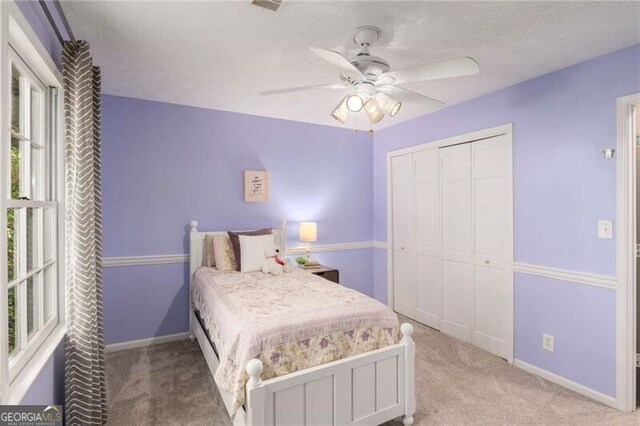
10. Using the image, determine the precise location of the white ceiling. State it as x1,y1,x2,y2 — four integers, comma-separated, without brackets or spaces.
61,1,640,130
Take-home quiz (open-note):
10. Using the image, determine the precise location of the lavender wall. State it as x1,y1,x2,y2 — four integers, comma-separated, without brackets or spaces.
373,44,640,397
101,95,375,344
19,341,65,405
15,0,68,406
16,0,70,70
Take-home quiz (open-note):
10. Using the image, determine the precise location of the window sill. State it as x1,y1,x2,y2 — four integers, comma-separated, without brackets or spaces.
7,323,65,404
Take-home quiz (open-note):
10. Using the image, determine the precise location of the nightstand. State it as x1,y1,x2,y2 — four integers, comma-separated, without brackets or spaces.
307,265,339,284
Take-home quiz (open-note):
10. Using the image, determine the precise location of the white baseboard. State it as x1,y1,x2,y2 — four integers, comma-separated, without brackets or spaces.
105,331,191,353
514,359,617,408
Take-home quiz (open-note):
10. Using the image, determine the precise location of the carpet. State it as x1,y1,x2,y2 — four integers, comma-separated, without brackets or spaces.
106,319,640,425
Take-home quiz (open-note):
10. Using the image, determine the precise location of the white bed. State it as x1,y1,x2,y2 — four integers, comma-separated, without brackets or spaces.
188,220,416,425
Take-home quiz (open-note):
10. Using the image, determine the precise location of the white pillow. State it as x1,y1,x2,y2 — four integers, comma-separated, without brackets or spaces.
239,234,276,273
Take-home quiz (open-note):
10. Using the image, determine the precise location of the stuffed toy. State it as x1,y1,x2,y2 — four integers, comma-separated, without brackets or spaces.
263,244,296,275
263,244,285,275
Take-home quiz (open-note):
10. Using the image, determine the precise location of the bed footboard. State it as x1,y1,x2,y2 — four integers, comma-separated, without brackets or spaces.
246,323,416,425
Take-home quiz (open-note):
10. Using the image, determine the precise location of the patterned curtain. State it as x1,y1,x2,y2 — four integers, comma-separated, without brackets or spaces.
62,40,107,425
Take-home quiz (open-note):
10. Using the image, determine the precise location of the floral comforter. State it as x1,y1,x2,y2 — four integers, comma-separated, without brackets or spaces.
191,267,399,416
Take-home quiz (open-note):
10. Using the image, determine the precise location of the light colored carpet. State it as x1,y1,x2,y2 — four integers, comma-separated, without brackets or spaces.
105,318,640,425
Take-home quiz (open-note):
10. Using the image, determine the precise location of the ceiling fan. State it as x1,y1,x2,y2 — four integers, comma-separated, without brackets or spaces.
259,26,479,125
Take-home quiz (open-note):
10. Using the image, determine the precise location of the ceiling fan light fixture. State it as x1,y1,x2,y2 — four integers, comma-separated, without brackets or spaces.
364,99,384,124
346,94,364,112
331,97,349,123
376,93,402,117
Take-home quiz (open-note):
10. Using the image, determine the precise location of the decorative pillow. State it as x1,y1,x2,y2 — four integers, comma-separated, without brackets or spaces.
212,235,236,271
228,228,272,271
204,234,216,267
239,234,276,273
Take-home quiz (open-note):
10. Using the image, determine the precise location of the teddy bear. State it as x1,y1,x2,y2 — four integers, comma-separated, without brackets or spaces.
263,244,296,275
262,244,295,275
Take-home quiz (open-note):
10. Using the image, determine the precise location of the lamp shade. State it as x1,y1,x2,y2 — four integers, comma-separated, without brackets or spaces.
376,93,402,117
346,94,364,112
299,222,317,243
364,99,384,123
331,97,349,123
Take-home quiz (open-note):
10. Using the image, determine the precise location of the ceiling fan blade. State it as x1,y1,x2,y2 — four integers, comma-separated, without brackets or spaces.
259,83,348,96
381,86,445,113
381,57,479,85
309,47,365,81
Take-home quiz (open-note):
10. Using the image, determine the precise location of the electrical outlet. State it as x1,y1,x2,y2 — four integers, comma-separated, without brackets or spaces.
543,333,554,352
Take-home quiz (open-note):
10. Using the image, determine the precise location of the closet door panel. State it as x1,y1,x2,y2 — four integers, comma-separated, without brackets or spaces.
440,144,471,181
393,250,415,318
415,182,439,255
441,259,472,342
414,150,438,182
392,154,413,185
413,149,441,327
439,144,472,342
441,180,471,261
474,176,508,261
440,144,471,261
473,138,510,264
415,149,439,256
473,264,509,358
471,135,513,361
415,254,441,330
392,183,415,252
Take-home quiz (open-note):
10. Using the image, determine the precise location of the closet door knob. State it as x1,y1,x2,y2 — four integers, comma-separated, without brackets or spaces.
484,259,490,264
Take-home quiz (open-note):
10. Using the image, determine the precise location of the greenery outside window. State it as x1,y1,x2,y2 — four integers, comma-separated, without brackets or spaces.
5,48,59,384
1,2,65,404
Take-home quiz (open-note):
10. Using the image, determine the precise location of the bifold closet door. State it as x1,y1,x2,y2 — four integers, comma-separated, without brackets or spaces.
413,150,441,329
439,144,473,342
391,154,415,318
471,135,513,360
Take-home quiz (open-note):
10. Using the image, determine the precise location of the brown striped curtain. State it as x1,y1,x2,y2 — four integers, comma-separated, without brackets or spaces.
62,40,107,425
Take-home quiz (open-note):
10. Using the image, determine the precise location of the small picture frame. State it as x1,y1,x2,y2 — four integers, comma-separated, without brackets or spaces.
244,170,269,203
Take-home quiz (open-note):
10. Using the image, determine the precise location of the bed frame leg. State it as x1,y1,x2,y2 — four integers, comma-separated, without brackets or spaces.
246,359,265,425
401,323,415,425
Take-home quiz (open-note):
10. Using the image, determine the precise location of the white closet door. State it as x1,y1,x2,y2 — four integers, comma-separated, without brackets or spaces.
471,135,513,360
439,144,473,342
391,154,415,318
414,150,441,329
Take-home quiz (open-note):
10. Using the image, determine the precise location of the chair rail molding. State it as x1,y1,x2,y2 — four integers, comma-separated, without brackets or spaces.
513,262,617,289
103,254,188,267
104,241,379,267
373,241,388,250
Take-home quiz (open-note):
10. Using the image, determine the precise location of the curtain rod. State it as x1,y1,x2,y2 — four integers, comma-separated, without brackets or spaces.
39,0,77,45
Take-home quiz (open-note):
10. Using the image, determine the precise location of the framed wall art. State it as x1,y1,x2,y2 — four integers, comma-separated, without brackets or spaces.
244,170,269,202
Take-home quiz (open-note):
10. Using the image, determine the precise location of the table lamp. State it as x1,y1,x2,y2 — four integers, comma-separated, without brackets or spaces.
299,222,317,260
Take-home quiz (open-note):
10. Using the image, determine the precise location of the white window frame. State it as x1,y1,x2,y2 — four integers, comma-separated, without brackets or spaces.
0,1,65,404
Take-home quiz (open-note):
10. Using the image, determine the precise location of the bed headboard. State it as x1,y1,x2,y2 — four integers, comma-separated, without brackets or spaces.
188,220,286,281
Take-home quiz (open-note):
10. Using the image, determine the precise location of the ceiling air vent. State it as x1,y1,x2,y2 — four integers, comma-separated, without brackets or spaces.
251,0,283,12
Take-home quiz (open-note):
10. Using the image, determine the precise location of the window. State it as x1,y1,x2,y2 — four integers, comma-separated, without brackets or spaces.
5,49,59,382
1,3,64,403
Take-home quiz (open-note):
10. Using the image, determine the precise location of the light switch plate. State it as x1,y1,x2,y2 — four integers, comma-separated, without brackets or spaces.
598,220,613,239
543,333,554,352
